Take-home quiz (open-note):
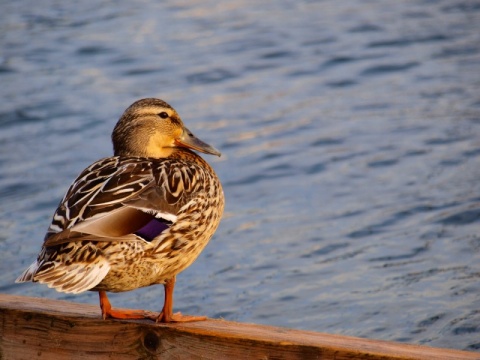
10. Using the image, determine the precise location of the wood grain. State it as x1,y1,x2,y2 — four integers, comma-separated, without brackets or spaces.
0,294,478,359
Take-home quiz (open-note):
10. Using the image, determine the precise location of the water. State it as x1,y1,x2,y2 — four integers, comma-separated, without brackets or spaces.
1,0,480,351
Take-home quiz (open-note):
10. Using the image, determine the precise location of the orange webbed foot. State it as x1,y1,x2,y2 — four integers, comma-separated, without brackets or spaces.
99,290,159,321
103,308,159,321
156,311,207,323
156,276,208,323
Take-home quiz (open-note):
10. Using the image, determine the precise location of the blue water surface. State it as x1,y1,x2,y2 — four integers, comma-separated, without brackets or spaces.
1,0,480,351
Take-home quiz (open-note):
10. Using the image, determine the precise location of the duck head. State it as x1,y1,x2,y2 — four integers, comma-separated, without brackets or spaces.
112,98,221,158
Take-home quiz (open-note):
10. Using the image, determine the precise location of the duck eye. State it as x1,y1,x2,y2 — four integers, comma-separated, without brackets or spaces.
158,112,169,119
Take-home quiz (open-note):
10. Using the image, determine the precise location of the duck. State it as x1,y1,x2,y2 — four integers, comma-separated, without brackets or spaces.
16,98,225,323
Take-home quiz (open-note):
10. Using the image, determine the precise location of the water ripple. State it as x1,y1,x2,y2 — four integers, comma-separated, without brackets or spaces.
360,62,420,76
437,208,480,225
186,68,237,84
367,34,449,48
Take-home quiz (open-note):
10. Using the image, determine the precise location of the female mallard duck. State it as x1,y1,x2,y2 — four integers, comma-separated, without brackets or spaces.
16,98,225,322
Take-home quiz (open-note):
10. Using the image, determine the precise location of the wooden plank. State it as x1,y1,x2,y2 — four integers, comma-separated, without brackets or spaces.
0,293,477,360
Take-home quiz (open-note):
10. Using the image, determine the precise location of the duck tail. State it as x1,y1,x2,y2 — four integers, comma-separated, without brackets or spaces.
15,261,39,283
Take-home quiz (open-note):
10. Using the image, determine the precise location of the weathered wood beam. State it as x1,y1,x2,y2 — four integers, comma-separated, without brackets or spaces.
0,294,477,359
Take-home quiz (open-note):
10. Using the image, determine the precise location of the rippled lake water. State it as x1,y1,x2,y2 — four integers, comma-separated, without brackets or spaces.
1,0,480,352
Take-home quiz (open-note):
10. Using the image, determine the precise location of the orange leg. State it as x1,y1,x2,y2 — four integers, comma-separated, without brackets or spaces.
156,276,207,323
98,290,158,321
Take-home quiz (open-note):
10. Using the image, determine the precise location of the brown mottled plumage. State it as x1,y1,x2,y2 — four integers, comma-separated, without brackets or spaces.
16,98,225,322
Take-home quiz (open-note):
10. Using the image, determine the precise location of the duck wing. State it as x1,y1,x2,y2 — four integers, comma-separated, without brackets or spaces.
44,156,203,246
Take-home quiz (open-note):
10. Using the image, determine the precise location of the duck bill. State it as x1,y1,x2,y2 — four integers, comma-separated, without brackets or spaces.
175,127,221,157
